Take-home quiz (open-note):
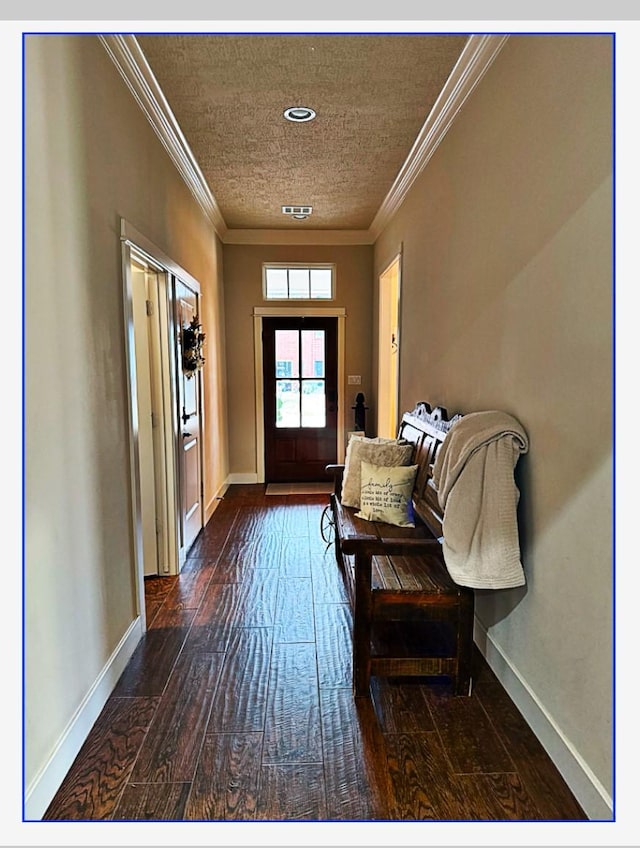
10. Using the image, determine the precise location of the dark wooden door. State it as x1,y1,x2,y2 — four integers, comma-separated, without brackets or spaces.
262,316,338,482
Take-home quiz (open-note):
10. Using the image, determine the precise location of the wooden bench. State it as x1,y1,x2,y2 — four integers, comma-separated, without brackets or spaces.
326,402,475,697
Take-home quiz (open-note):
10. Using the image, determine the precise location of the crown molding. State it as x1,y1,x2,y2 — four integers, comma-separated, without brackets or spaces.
223,228,374,245
368,34,509,241
101,33,507,249
99,34,228,240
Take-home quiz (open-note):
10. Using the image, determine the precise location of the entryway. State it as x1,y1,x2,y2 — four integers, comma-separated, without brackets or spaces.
262,316,338,482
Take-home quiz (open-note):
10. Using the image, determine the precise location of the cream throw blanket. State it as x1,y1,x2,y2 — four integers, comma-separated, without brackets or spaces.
432,411,529,589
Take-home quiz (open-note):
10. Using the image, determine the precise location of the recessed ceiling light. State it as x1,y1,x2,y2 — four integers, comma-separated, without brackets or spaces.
284,106,316,123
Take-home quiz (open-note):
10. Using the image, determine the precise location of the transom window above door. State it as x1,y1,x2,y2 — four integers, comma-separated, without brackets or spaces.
263,264,334,300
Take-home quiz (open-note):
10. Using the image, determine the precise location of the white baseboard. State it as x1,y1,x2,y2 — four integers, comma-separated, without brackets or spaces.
24,616,143,821
205,481,229,522
474,619,613,821
225,472,259,484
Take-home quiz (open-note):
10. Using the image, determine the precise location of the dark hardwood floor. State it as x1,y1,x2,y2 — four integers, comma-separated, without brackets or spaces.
44,484,587,822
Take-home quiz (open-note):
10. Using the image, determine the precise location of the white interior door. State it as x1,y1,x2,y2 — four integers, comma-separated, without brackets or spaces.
175,277,204,562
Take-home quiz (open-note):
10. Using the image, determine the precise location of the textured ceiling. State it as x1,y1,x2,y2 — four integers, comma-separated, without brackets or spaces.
135,34,469,231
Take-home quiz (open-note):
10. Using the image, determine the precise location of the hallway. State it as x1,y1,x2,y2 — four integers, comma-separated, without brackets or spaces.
44,485,586,822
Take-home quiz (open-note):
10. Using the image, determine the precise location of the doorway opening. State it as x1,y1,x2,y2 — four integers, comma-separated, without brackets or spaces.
377,254,402,439
130,256,174,578
121,219,205,624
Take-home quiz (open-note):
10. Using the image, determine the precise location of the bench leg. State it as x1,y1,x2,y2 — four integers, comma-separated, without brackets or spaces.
329,497,342,568
453,590,475,696
352,552,373,697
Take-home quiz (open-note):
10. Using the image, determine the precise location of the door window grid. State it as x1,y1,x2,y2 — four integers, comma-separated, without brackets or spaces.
275,328,326,427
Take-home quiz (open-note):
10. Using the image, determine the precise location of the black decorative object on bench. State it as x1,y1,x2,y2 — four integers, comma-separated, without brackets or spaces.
326,402,474,697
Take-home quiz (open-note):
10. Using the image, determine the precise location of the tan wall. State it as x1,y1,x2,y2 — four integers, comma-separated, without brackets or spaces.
374,34,613,809
223,244,373,476
25,34,228,803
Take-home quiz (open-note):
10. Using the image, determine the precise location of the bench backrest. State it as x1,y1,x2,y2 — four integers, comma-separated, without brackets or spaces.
396,402,462,539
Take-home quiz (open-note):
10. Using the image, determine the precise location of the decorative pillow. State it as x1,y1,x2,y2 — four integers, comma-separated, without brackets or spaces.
355,461,419,527
341,436,414,508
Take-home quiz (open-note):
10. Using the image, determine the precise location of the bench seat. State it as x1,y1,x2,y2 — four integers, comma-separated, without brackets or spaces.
327,402,475,697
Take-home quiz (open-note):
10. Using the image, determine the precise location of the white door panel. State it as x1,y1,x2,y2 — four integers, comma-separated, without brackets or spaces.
175,278,204,561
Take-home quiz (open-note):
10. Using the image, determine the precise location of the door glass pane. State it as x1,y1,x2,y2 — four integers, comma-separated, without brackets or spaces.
276,380,300,427
289,268,310,298
183,366,197,413
301,380,326,427
310,268,332,298
275,330,299,377
301,329,325,378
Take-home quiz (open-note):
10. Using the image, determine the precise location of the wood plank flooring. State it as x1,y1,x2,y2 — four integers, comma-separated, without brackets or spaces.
44,484,587,822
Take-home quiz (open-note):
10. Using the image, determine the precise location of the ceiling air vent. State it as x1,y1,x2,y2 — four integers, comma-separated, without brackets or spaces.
282,205,313,217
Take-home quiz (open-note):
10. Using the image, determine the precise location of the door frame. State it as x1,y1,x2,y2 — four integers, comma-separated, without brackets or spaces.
120,218,202,624
253,306,346,483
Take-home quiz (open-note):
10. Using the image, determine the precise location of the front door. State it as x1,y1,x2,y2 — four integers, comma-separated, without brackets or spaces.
262,316,338,482
175,277,204,561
